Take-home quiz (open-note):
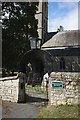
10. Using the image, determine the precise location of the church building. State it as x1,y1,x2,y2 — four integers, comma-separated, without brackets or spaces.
20,2,80,85
41,30,80,72
35,1,80,73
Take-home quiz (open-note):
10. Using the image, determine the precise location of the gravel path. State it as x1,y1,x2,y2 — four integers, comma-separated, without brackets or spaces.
0,100,2,119
2,88,48,118
3,102,39,118
26,88,48,105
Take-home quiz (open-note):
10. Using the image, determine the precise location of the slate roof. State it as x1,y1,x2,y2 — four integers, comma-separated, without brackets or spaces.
42,30,80,48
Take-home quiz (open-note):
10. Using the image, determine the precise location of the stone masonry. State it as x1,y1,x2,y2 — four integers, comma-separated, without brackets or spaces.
0,72,26,103
48,72,80,105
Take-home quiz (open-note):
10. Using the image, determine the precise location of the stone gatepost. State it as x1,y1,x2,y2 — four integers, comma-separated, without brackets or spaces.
18,72,26,103
48,72,80,105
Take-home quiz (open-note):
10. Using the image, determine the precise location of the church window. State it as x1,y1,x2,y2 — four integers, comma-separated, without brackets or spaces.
60,58,65,70
44,19,46,32
44,2,46,12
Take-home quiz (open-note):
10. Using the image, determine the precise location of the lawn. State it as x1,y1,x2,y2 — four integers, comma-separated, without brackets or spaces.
26,84,47,94
37,104,80,118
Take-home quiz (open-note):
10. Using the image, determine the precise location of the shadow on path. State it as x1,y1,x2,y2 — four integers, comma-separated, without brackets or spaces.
26,94,48,103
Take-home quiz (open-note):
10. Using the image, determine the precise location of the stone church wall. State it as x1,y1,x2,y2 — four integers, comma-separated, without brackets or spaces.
52,56,80,72
0,73,26,102
49,72,80,105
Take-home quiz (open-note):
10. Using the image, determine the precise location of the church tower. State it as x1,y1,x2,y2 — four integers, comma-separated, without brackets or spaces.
35,2,48,44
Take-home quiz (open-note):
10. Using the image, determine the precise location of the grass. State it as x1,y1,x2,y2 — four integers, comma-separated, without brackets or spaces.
25,84,47,94
37,104,80,118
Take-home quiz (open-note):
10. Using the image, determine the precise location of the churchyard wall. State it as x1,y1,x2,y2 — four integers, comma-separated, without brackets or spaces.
0,73,26,102
49,72,80,105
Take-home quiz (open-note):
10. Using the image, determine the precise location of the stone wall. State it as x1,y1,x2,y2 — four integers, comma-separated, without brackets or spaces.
52,56,80,72
0,73,26,102
48,72,80,105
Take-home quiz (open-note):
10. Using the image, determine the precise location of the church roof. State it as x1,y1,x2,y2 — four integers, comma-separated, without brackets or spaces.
44,32,57,42
42,30,80,48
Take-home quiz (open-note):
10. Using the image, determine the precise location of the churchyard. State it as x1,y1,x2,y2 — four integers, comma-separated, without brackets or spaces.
0,71,80,118
1,1,80,119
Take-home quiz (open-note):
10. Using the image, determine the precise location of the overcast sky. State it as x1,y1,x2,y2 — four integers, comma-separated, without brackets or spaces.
48,0,79,32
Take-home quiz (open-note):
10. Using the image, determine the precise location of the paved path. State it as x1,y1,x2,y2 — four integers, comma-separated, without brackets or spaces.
0,100,2,120
2,88,48,118
3,103,39,118
26,88,48,105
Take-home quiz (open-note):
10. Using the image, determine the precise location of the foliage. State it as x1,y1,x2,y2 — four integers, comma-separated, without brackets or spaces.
2,2,39,72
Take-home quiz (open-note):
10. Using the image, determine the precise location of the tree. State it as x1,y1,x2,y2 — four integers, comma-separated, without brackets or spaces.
2,2,39,72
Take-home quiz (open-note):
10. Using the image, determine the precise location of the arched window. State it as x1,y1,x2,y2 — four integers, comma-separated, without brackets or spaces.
60,58,65,70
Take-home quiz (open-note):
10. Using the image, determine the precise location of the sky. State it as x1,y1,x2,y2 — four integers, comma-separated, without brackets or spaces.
48,1,79,32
